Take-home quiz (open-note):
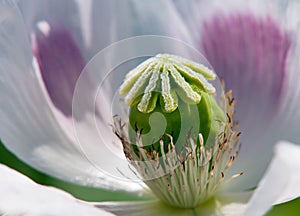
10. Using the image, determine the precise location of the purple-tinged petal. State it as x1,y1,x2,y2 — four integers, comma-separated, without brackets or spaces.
32,22,86,116
202,13,291,117
17,0,87,51
201,13,292,190
0,1,143,193
276,0,300,144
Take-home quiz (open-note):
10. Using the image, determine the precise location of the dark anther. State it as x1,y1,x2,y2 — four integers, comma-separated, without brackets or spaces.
226,113,231,123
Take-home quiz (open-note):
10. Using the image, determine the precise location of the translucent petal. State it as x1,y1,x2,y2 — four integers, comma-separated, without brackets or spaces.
17,0,88,52
245,141,300,216
172,0,204,42
0,0,143,194
89,0,193,65
276,0,300,144
33,22,88,116
199,0,293,191
0,164,114,216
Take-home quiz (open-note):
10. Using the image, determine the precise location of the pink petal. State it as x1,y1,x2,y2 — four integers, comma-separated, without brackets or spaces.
201,12,291,190
33,23,87,116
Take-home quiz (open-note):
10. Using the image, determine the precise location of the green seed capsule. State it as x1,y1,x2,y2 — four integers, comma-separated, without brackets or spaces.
115,54,241,208
120,54,225,154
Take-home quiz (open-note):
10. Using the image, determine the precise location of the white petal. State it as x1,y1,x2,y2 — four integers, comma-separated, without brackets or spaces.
199,0,295,192
245,141,300,216
172,0,203,41
0,164,114,216
0,1,143,193
96,192,252,216
89,0,193,57
74,0,93,48
277,0,300,144
17,0,88,51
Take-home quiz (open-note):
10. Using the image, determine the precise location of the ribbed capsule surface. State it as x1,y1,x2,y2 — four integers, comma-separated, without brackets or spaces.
119,54,216,113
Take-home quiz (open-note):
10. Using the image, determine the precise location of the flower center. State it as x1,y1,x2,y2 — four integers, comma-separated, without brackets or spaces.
114,54,242,208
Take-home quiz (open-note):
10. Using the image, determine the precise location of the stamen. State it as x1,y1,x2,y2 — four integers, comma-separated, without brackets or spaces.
113,91,242,208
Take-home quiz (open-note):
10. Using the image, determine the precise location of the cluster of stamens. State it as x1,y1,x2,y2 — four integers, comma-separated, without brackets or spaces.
113,90,242,208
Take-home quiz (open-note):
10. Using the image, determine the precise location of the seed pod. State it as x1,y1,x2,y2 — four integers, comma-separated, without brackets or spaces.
120,54,225,154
